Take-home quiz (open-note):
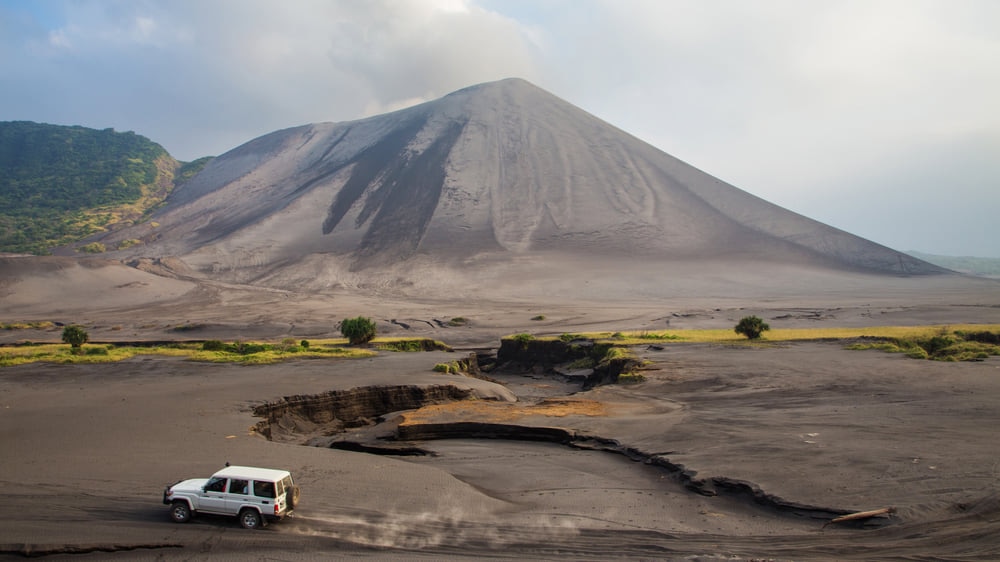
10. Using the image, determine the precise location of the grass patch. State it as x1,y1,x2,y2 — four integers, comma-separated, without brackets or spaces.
376,338,452,352
553,324,1000,346
567,357,596,369
0,340,375,367
848,327,1000,361
617,372,646,384
1,321,56,330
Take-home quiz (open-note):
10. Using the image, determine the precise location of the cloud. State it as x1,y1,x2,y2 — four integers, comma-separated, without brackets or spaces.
1,0,543,159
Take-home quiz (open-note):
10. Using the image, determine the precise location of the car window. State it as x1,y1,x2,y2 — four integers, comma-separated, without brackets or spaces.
205,477,227,492
229,479,249,495
253,480,275,498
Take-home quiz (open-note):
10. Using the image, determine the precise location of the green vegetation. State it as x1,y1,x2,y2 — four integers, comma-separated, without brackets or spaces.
376,338,452,352
510,333,534,346
0,121,211,255
340,316,377,345
848,328,1000,362
617,372,646,384
0,339,376,367
60,325,89,352
432,355,477,374
447,317,469,326
174,156,213,186
1,321,55,330
567,357,596,369
509,324,1000,346
531,315,546,321
77,242,106,254
735,316,770,340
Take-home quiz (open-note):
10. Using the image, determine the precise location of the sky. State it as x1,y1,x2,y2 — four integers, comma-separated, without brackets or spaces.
1,0,998,258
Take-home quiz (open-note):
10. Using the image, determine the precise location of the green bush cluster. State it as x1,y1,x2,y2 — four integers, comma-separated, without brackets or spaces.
61,325,89,351
850,330,1000,362
341,316,377,345
201,340,303,355
510,333,534,346
735,316,770,340
379,340,425,352
432,357,475,374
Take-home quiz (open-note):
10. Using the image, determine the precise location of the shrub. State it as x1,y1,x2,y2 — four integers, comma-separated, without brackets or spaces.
84,346,108,355
957,330,1000,345
230,341,267,355
567,357,596,370
617,372,646,384
448,317,468,326
531,315,546,321
379,340,423,352
202,340,226,351
300,339,310,349
341,316,377,345
510,333,534,347
77,242,106,254
735,316,770,340
61,325,89,350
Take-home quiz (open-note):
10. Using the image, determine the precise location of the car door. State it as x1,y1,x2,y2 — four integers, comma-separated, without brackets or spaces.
224,478,251,514
198,476,229,514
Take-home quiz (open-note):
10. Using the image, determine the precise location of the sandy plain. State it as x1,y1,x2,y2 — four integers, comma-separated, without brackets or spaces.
1,262,1000,560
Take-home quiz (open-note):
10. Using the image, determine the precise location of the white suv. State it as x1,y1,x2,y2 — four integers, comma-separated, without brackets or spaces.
163,465,299,529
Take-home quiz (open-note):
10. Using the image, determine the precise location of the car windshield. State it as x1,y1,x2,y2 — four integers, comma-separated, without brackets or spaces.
204,477,227,492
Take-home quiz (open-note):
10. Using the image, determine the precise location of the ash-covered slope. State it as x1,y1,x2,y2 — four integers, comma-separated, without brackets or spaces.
95,78,944,289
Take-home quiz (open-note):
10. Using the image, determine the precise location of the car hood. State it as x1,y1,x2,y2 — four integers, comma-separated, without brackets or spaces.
168,478,208,493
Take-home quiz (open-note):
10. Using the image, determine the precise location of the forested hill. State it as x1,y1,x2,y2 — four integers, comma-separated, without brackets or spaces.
0,121,210,255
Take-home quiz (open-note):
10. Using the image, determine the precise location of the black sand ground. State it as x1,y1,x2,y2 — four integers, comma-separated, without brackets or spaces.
2,329,998,560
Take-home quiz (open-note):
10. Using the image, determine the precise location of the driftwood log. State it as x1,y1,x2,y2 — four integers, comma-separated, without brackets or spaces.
822,507,897,528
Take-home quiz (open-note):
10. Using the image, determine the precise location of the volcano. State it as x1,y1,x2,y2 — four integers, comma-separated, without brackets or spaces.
87,78,943,297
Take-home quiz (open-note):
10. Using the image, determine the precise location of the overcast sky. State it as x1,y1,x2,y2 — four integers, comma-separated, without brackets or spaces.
2,0,998,257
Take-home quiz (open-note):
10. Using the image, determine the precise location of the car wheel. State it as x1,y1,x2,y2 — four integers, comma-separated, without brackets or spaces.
239,508,262,529
169,501,191,523
287,485,301,509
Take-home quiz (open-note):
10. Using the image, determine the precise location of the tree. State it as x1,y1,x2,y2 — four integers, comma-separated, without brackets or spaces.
341,316,376,345
735,316,770,340
62,325,89,351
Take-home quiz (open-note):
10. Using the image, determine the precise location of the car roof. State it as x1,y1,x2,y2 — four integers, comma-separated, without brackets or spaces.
211,466,291,481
